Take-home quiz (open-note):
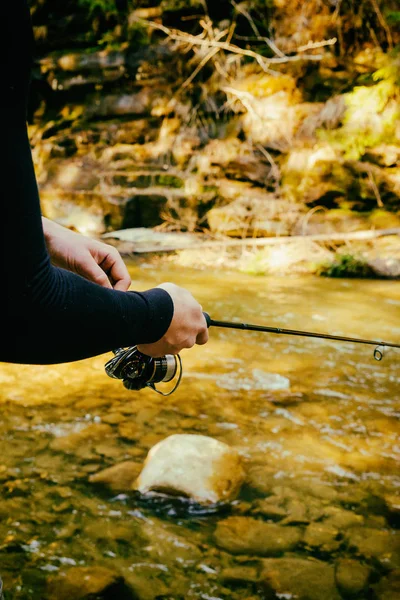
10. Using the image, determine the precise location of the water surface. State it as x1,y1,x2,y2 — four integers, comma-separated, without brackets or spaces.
0,264,399,599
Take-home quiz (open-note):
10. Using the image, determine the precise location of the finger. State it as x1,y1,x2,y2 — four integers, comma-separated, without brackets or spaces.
100,252,131,291
77,261,113,289
196,329,209,345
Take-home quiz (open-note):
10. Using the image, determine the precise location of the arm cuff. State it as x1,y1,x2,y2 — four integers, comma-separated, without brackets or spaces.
135,287,174,343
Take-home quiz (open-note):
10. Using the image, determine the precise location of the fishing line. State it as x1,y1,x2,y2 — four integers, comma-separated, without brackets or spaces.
105,312,399,394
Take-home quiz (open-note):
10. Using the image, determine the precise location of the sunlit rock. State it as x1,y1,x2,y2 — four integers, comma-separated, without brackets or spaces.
89,461,142,492
133,434,245,504
47,566,136,600
206,193,297,238
261,558,341,600
214,516,302,555
335,559,371,597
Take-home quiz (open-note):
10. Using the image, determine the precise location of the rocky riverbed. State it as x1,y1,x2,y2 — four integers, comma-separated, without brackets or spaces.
0,264,399,599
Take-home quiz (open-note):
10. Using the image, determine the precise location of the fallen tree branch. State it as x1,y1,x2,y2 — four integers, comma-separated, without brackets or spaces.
195,228,400,249
130,17,328,70
105,228,400,254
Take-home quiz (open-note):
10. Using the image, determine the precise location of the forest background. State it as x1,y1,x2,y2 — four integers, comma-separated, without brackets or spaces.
28,0,400,277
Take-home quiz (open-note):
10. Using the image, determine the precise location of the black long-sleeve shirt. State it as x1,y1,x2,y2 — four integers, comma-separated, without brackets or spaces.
0,0,174,364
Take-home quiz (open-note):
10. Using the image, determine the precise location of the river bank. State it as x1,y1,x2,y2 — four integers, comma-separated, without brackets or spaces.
103,226,400,278
27,0,400,276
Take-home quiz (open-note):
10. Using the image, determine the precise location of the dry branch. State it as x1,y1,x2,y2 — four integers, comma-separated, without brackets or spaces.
107,229,400,254
130,17,331,70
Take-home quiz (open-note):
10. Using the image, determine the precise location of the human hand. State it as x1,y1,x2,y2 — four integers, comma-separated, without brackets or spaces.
137,282,209,357
42,217,131,291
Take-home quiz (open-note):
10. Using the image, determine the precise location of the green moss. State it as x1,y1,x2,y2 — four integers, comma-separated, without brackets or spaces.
161,0,204,11
157,175,184,188
77,0,117,15
317,254,375,278
317,58,400,160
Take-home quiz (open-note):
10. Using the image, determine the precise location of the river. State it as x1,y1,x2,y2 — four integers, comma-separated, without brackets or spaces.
0,262,399,599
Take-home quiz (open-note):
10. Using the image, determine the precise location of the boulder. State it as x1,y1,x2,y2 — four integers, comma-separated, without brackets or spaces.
133,434,245,504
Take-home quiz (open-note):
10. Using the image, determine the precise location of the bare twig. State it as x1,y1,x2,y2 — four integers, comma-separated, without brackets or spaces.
130,17,327,69
369,0,393,50
367,167,384,208
181,46,221,89
256,144,280,187
297,38,337,52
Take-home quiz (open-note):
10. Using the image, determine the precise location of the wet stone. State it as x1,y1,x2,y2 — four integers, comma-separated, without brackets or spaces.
303,522,341,553
74,397,111,411
118,422,140,441
280,499,310,525
47,566,137,600
102,412,126,425
220,566,260,584
261,557,341,600
372,569,400,600
383,494,400,527
135,434,246,504
252,498,287,520
214,517,302,556
335,558,371,597
94,442,123,459
246,466,280,495
89,461,142,492
345,527,400,569
321,506,364,530
50,424,113,454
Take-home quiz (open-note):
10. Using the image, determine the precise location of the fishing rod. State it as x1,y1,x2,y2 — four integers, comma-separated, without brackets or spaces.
105,312,400,395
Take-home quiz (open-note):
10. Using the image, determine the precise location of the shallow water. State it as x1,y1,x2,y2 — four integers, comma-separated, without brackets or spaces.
0,264,399,599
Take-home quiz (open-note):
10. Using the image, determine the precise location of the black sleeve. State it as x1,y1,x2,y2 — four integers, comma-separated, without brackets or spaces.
0,0,174,365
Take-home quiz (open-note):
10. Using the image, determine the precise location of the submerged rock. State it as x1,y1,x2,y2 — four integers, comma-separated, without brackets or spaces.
372,569,400,600
335,558,371,597
261,557,341,600
46,566,136,600
214,516,302,556
345,526,400,569
303,522,341,553
50,424,113,454
89,461,142,492
133,434,245,504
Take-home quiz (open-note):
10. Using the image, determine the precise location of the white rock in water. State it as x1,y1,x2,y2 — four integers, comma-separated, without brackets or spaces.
134,434,246,504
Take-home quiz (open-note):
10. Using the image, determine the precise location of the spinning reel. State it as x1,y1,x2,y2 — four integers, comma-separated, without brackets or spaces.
104,346,182,396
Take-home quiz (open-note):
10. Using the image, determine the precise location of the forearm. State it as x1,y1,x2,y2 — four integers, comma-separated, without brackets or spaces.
1,2,174,365
1,125,173,364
